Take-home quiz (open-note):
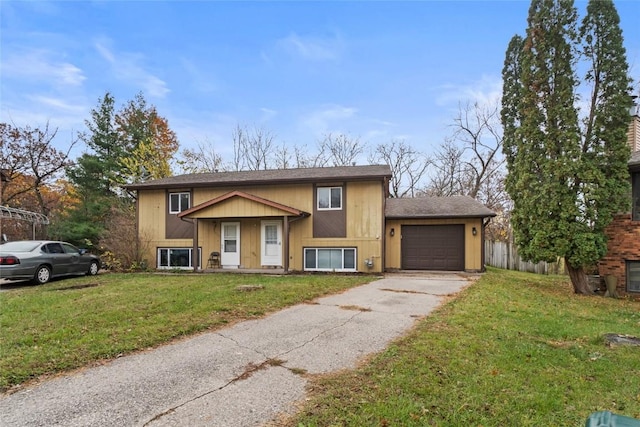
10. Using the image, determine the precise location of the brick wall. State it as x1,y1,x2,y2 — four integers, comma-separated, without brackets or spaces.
599,213,640,296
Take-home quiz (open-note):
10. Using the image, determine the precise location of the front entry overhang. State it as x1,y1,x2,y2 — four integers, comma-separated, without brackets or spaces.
177,191,310,272
178,190,309,219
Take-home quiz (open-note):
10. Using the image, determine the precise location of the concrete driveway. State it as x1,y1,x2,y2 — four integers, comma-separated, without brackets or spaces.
0,272,476,427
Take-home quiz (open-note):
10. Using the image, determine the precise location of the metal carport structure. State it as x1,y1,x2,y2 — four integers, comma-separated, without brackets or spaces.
0,205,50,240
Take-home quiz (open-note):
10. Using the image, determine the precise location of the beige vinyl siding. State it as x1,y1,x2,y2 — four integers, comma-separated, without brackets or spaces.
628,115,640,152
384,218,484,272
135,180,387,273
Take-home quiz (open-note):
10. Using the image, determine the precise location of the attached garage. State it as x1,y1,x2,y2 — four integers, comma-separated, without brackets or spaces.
401,224,464,270
384,196,496,272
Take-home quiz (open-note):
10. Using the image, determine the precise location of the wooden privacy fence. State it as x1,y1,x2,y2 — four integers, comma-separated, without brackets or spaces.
484,240,565,275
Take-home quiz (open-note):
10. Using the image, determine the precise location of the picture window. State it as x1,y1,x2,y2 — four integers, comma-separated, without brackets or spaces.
158,248,201,269
304,248,356,272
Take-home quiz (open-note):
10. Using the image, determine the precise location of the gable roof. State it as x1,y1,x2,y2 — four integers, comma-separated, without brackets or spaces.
385,196,496,219
178,190,309,218
126,165,392,190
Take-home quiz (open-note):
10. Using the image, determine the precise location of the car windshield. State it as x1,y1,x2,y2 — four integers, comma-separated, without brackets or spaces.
0,241,41,252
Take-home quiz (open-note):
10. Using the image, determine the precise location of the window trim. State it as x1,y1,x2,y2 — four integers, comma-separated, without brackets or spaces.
157,247,201,269
303,247,357,272
317,186,342,211
627,260,640,293
169,192,191,214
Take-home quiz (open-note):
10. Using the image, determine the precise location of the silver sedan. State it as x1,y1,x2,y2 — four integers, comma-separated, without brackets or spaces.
0,240,100,285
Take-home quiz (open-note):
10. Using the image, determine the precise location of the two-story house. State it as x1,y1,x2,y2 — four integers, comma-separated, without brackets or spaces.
126,164,495,274
599,104,640,296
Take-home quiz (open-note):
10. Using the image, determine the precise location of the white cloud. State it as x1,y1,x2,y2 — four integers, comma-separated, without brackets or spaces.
94,39,170,98
276,32,345,62
0,49,86,87
179,57,218,93
301,104,358,136
26,95,87,114
435,74,502,107
259,107,278,123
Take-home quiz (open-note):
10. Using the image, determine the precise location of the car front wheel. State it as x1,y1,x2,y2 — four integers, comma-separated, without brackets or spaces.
87,261,99,276
33,265,51,285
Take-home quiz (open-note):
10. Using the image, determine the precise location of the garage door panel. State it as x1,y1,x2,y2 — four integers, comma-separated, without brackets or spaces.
401,225,464,271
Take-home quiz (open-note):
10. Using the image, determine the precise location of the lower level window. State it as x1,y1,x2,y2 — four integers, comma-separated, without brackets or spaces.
304,248,356,272
158,248,201,269
628,261,640,293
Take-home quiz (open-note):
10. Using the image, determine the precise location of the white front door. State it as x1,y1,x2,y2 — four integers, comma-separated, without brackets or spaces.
221,222,240,268
261,220,282,266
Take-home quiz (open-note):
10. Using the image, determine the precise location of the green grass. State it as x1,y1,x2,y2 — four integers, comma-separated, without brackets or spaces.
0,272,375,392
286,268,640,426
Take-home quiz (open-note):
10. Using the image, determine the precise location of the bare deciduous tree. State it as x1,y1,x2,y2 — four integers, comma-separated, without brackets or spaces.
424,101,506,208
422,139,466,197
451,101,505,201
177,139,224,173
368,139,430,197
0,122,76,216
292,144,314,168
98,202,152,271
230,124,247,171
423,101,509,241
317,133,365,166
245,126,275,170
230,124,276,171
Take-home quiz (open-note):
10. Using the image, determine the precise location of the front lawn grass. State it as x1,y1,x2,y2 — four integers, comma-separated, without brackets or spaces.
286,268,640,426
0,272,375,392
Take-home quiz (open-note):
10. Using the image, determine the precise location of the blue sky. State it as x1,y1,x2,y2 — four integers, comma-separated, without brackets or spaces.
1,0,639,162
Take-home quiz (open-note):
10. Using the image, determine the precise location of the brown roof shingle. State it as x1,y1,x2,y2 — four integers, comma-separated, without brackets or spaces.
385,196,496,219
125,165,392,190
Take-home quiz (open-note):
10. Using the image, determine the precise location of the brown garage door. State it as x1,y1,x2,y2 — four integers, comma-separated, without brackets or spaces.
401,225,465,270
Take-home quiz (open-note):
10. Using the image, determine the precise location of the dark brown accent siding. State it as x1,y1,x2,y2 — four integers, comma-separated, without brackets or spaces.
313,184,346,238
401,225,464,270
165,190,194,239
166,213,194,238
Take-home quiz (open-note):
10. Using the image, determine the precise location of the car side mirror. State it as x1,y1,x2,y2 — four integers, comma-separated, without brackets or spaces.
79,248,87,255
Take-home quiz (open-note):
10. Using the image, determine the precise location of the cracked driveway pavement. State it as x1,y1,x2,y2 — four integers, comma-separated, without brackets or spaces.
0,272,475,427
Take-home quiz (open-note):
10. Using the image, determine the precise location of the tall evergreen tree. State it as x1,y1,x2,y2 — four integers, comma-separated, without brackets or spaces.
55,92,179,247
68,92,123,197
501,0,632,294
56,93,122,245
580,0,633,220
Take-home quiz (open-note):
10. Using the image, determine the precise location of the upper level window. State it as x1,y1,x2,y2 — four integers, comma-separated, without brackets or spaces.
169,192,190,214
632,171,639,221
317,187,342,210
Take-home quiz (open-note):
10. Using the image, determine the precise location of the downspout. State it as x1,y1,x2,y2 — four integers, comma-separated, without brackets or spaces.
179,216,198,272
283,216,289,272
381,177,389,273
286,213,310,273
482,217,492,272
131,191,139,268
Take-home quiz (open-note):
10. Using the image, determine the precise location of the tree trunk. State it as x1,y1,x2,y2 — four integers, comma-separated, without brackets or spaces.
566,263,593,295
